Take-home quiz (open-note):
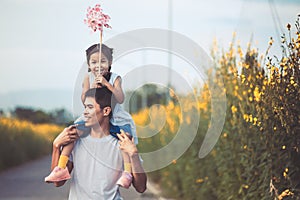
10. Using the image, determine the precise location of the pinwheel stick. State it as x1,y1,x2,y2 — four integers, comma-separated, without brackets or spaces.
99,27,103,76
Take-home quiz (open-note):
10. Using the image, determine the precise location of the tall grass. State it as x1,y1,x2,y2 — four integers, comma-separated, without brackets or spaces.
0,117,63,171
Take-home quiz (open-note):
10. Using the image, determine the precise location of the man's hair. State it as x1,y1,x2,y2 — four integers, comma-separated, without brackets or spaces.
85,88,116,118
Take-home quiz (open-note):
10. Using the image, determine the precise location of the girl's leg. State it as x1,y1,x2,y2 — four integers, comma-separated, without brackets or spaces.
117,151,133,188
122,151,131,173
116,126,133,188
119,126,133,173
44,142,74,183
58,142,74,169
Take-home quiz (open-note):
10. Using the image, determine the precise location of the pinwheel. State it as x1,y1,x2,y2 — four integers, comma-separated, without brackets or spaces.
84,4,111,75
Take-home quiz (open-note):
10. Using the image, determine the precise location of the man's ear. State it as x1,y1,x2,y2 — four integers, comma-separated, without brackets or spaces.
103,106,112,116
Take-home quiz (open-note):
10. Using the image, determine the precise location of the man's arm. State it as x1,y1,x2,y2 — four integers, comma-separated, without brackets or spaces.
117,131,147,193
130,153,147,193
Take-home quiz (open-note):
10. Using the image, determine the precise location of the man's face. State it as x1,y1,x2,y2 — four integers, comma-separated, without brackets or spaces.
83,96,103,127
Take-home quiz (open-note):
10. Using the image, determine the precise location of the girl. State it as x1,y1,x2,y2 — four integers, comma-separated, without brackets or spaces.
45,44,137,189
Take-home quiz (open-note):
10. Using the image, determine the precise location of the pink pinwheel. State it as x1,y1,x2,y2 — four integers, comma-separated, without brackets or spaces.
84,4,111,76
84,4,111,32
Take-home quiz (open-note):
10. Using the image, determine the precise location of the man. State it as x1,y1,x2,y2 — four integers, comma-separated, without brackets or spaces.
49,88,147,199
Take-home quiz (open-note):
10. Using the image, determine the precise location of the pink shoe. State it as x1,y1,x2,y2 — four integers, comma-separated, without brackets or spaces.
44,166,71,183
117,171,132,188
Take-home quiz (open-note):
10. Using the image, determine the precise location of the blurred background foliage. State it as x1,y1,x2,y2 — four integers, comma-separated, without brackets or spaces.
0,117,63,171
0,107,71,171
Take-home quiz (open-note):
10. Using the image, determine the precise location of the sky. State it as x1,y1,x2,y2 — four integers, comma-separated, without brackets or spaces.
0,0,299,111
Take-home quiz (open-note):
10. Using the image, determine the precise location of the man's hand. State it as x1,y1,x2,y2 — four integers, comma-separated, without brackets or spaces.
53,125,79,148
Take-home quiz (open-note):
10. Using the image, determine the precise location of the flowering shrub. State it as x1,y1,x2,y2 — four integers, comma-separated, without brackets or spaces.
135,16,300,199
0,117,63,171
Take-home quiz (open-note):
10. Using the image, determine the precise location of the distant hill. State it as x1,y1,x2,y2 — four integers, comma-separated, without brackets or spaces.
0,89,75,112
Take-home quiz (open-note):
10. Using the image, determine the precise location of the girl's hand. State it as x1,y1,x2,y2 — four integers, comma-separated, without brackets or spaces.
91,80,101,88
94,74,109,87
53,125,79,148
117,130,138,156
92,77,102,88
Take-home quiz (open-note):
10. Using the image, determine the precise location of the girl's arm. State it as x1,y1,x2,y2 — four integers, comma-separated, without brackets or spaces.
106,76,125,104
95,74,125,104
117,131,147,193
96,75,124,104
81,74,90,104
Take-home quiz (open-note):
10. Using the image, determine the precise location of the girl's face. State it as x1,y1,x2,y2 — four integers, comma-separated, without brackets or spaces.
88,52,110,75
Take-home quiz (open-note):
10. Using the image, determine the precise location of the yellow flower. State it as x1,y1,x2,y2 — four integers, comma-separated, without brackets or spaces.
282,145,286,150
167,101,175,110
243,184,249,189
238,46,243,58
240,74,246,83
283,171,287,178
278,189,293,199
249,114,253,122
253,87,261,102
253,117,258,125
249,96,253,102
231,105,238,114
243,114,249,122
196,178,204,183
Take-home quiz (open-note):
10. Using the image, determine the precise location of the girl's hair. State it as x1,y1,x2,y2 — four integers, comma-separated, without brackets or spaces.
86,44,113,72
